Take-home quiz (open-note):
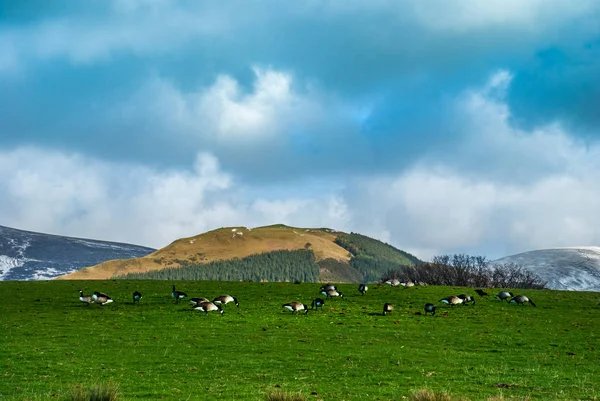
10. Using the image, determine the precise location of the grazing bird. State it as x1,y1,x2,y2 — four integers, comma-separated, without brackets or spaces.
385,279,400,287
79,290,93,306
358,284,368,295
457,293,475,305
311,298,325,310
172,285,187,303
92,291,113,306
189,297,210,307
382,303,394,316
193,301,223,315
439,295,463,306
321,288,343,299
495,291,514,302
282,301,308,314
401,280,415,289
424,303,436,316
213,295,239,307
510,295,536,307
132,291,142,304
320,283,337,292
475,289,489,297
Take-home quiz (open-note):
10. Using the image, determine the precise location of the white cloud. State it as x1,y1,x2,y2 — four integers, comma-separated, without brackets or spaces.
343,71,600,260
118,67,339,144
0,147,349,249
409,0,597,31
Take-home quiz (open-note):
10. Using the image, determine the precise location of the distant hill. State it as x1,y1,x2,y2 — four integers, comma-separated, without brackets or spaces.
59,225,421,283
493,247,600,291
0,225,155,280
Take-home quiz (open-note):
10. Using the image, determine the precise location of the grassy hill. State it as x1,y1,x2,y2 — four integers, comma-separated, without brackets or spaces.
1,280,599,400
58,225,421,283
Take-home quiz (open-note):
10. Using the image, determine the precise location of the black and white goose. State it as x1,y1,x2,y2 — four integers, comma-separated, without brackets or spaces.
193,301,223,315
358,284,368,295
311,298,325,310
213,295,239,307
189,297,210,307
495,291,514,302
132,291,142,304
510,295,536,307
439,295,463,306
424,303,436,315
401,280,415,289
457,293,475,305
283,301,308,314
92,291,113,306
321,288,343,299
320,283,337,292
79,290,93,306
475,289,489,297
382,303,394,316
172,285,187,303
385,279,400,287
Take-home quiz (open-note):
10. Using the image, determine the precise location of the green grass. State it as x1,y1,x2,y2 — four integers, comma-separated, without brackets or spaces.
1,281,599,400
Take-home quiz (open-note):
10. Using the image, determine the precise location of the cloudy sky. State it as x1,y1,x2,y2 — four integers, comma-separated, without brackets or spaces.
2,0,600,260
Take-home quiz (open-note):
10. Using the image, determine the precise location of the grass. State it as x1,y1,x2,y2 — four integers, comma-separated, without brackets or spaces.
1,280,600,400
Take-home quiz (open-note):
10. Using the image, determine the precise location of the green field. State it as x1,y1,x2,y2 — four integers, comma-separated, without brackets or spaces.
1,281,599,400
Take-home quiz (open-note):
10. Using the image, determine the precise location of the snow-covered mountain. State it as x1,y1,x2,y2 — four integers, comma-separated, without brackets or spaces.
0,225,155,280
493,247,600,292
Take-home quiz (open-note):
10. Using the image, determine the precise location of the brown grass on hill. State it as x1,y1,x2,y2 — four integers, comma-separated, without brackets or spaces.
58,225,351,280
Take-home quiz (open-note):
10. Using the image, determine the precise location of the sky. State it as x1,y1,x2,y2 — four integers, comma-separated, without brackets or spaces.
1,0,600,260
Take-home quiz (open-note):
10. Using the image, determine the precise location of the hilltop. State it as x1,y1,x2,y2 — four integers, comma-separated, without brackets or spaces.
58,225,420,282
493,246,600,291
0,225,155,280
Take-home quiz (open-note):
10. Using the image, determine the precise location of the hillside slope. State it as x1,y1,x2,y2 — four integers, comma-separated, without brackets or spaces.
0,225,155,280
493,247,600,291
59,225,350,280
59,225,420,282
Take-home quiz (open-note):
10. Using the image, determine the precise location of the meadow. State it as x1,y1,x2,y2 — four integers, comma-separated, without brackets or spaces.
1,280,599,400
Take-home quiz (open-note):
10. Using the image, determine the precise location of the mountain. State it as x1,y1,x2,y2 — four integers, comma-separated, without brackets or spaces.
0,225,156,280
58,225,421,282
493,247,600,292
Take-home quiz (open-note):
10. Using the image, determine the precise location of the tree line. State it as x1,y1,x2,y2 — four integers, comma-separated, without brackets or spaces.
115,249,319,282
334,232,422,282
381,254,547,289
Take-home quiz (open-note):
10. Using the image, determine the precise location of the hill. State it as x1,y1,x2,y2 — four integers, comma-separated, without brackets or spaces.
0,225,155,280
58,225,421,282
493,246,600,291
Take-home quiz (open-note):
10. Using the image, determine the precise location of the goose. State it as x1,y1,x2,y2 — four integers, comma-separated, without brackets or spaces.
510,295,536,307
193,301,223,315
213,295,239,307
92,291,113,306
311,298,325,310
385,279,400,287
439,295,463,306
282,301,308,314
358,284,368,295
424,303,436,315
457,294,475,305
401,280,415,289
321,288,343,299
79,290,93,306
172,285,187,303
475,289,489,297
495,291,513,302
132,291,142,304
320,283,337,292
382,303,394,316
189,297,210,307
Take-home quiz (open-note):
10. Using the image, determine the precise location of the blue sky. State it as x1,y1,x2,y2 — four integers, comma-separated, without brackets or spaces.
1,0,600,260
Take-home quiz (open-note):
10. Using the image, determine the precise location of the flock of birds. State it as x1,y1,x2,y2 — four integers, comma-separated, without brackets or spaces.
78,283,537,316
